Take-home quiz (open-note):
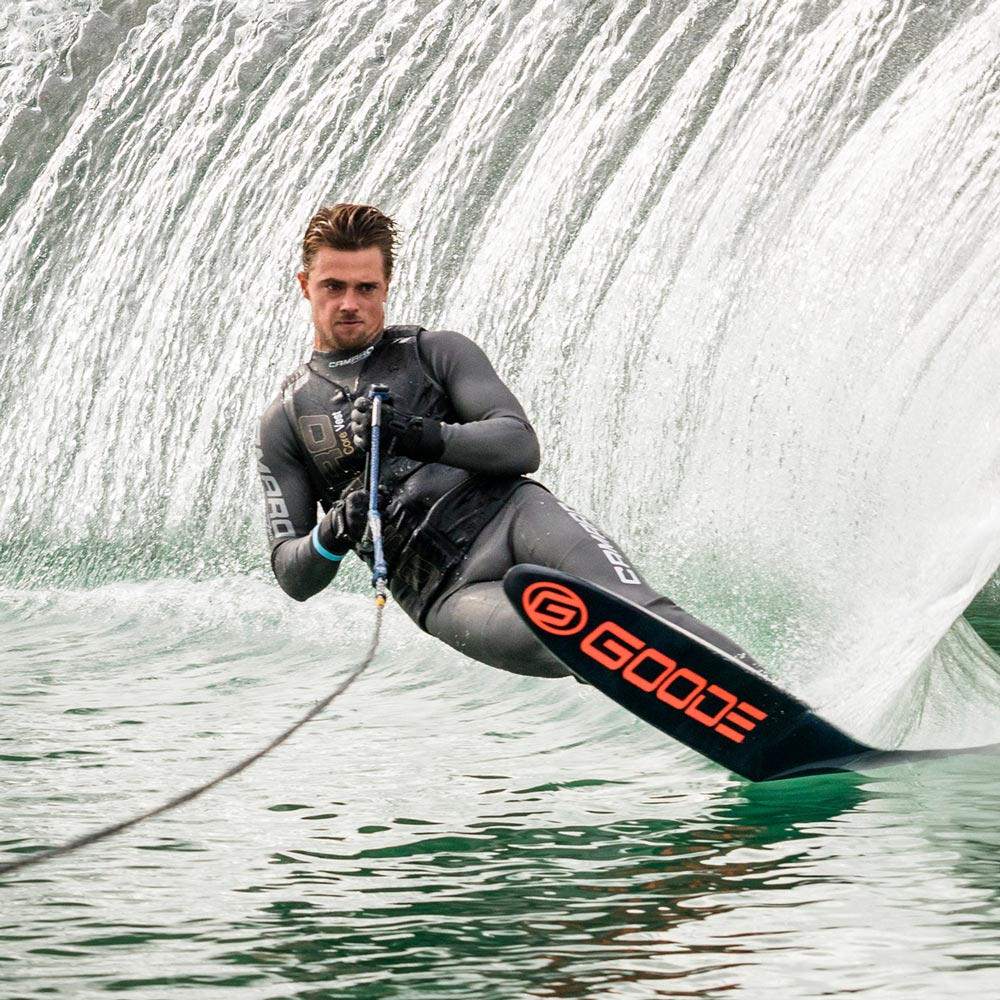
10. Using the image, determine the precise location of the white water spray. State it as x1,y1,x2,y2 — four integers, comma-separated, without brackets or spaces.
1,0,999,744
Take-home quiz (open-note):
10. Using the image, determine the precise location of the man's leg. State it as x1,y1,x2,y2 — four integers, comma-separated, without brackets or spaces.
424,485,757,676
423,486,571,676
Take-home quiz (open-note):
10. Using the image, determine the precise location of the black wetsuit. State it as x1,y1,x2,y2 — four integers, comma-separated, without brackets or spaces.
258,326,751,677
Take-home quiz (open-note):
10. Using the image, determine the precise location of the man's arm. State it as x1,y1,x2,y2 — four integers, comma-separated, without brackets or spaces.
257,397,342,601
420,329,540,476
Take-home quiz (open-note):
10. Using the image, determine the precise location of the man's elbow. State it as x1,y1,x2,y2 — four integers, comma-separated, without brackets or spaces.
270,542,322,602
515,426,540,474
279,579,313,602
521,437,540,474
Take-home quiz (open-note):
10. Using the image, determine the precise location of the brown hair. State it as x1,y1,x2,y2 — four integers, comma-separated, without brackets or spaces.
301,203,401,279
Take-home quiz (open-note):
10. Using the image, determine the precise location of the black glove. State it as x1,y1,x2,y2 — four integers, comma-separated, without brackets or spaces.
350,395,445,462
316,489,370,556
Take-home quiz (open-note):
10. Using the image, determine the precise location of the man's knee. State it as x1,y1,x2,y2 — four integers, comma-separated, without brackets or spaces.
426,588,572,678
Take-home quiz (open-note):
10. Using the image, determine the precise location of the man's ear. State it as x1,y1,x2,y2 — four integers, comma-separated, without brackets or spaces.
297,271,310,299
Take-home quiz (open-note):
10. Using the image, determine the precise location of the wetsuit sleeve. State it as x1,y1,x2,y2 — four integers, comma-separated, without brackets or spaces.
419,329,540,476
257,396,342,601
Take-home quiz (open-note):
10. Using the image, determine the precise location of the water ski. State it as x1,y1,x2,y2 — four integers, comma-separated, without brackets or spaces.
503,564,1000,782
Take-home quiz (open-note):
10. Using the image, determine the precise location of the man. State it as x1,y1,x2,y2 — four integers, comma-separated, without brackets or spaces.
258,203,753,677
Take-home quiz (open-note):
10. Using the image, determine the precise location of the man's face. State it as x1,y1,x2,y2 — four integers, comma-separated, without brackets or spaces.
298,246,390,352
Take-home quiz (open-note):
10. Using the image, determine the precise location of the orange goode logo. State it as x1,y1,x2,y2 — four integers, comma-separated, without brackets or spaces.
522,582,767,744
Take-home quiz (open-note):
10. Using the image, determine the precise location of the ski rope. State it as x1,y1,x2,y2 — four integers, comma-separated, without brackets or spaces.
0,386,391,879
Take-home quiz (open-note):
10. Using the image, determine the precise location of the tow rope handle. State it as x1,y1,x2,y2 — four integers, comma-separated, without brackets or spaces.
366,383,391,605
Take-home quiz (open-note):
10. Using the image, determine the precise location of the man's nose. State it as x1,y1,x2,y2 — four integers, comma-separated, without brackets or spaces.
341,289,359,311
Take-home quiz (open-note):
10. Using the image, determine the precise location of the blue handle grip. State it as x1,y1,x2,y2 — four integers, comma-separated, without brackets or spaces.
367,385,390,598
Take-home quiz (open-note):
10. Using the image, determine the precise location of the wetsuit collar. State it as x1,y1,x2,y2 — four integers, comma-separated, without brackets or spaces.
313,330,385,369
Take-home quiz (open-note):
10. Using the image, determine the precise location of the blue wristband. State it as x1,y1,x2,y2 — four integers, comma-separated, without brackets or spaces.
311,525,345,562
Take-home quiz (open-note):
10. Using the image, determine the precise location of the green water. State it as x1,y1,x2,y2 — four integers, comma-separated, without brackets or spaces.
3,578,1000,998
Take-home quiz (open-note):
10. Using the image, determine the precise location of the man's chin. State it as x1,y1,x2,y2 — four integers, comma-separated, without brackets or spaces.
323,325,376,351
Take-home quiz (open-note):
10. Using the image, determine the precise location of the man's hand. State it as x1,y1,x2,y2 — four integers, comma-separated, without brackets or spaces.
350,395,445,463
316,489,371,556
